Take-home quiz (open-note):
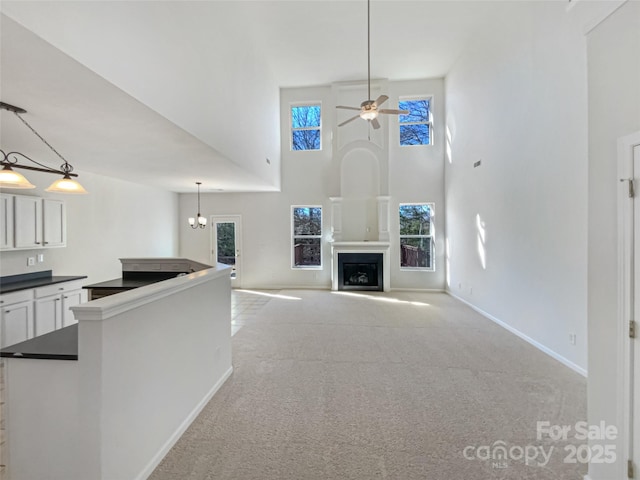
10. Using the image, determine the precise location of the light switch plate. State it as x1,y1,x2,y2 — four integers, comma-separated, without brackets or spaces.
27,257,35,266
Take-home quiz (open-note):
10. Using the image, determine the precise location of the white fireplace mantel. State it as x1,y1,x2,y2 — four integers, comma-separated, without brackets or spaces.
330,241,391,292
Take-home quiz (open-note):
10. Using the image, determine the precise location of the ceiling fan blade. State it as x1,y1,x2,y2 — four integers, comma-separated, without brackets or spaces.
370,117,381,130
338,114,361,127
379,109,410,115
374,95,388,107
336,106,362,111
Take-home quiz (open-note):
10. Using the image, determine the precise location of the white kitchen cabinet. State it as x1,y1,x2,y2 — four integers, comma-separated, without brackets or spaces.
0,193,15,250
34,280,86,333
14,195,43,249
61,288,86,327
0,290,35,348
0,279,86,348
2,194,66,250
43,198,66,247
34,294,62,336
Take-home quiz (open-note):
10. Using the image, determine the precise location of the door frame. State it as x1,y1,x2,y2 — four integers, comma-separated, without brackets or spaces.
617,130,640,478
210,215,242,288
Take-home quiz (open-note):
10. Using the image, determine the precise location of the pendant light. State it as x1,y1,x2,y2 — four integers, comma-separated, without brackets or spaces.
0,101,88,194
188,182,207,229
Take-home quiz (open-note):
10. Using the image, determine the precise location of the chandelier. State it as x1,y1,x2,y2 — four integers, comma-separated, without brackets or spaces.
188,181,207,229
0,101,88,194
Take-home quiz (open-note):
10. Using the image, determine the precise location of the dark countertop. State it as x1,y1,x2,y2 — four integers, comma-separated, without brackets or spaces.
1,324,78,360
83,272,185,290
0,270,87,294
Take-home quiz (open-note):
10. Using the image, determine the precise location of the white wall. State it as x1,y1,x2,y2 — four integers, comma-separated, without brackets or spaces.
0,170,179,284
444,1,588,373
180,80,446,290
586,2,640,479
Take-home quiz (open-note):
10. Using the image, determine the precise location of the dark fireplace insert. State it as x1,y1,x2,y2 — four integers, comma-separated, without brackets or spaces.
338,253,383,291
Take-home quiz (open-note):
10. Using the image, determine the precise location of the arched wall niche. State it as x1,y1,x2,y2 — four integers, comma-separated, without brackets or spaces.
334,141,385,241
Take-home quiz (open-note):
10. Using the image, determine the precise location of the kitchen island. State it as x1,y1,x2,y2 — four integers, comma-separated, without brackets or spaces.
1,259,232,480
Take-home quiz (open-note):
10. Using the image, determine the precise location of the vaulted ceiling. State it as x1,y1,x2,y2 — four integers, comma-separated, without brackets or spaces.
0,1,525,193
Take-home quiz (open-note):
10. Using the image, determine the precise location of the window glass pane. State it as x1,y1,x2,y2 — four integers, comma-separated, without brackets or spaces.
292,130,320,151
291,105,321,128
400,237,432,269
293,238,321,266
216,223,235,266
399,204,432,235
293,207,322,235
400,124,429,146
399,99,429,123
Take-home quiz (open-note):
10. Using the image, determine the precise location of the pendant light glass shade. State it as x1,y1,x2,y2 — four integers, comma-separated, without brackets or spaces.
0,164,36,189
45,174,88,194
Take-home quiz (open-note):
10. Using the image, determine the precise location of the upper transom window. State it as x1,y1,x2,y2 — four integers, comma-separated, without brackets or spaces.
399,98,432,146
291,104,321,151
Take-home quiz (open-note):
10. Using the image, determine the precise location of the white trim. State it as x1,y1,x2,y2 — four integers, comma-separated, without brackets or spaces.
447,291,587,377
72,265,231,321
133,366,233,480
291,204,324,269
210,214,243,288
583,475,592,480
617,130,640,480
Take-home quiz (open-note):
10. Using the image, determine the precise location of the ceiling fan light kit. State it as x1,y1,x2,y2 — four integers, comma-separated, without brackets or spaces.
336,0,409,130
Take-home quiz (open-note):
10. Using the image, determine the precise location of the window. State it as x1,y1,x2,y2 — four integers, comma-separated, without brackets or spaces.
291,104,321,151
399,203,434,270
292,206,322,268
399,98,432,146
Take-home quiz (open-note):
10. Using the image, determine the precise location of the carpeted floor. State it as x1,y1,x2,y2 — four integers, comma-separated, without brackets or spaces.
150,290,587,480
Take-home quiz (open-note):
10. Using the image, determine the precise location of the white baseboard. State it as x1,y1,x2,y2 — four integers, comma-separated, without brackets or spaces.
447,291,588,378
134,366,234,480
390,288,445,293
583,475,592,480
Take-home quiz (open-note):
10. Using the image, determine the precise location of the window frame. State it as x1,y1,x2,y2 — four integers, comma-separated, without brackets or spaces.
290,102,322,152
399,202,435,272
398,96,433,147
291,205,323,270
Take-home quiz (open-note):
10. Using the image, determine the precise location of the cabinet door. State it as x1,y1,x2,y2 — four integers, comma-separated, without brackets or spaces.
0,194,14,250
14,195,43,248
43,199,66,247
1,300,34,348
34,295,62,336
61,289,85,327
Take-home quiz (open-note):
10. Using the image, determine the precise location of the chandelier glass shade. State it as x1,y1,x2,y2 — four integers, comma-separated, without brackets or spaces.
188,182,207,229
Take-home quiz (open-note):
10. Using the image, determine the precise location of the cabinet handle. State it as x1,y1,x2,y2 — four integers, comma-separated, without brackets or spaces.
4,310,10,314
43,241,49,245
58,287,64,291
64,296,68,299
35,241,41,245
54,298,60,302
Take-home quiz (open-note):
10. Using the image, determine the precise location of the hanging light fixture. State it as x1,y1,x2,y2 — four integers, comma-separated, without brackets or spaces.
188,181,207,229
0,101,88,194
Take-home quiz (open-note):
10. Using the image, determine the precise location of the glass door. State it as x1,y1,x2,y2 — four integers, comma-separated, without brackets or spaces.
211,215,242,287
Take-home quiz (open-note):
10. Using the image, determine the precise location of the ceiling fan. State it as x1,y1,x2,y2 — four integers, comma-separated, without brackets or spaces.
336,0,408,130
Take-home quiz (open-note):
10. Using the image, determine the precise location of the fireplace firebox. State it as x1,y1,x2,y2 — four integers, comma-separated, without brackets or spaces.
338,253,383,291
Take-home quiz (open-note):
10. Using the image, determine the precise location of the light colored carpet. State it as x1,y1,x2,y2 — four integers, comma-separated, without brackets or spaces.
150,290,587,480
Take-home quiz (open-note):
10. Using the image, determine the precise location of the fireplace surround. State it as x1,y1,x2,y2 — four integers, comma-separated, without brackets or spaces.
330,241,390,291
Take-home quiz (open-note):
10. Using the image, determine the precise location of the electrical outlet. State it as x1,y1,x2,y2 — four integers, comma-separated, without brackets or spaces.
569,333,577,345
27,257,35,266
37,254,44,263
